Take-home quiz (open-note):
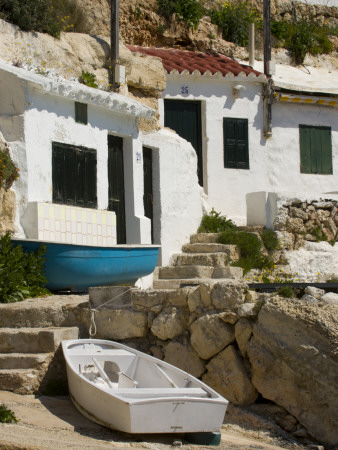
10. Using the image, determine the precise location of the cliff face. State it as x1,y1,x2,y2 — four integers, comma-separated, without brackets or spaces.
76,0,338,66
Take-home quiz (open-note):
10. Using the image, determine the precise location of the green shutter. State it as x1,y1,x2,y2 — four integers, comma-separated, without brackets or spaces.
223,118,249,169
300,125,332,174
75,102,88,125
52,142,97,208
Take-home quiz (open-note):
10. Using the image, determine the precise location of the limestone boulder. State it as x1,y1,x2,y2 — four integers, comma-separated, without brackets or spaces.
0,188,16,235
190,314,235,360
247,297,338,446
164,341,205,378
151,307,188,340
237,303,257,317
94,309,148,340
120,45,166,98
203,345,258,405
211,281,247,311
321,292,338,306
235,318,253,358
304,286,325,300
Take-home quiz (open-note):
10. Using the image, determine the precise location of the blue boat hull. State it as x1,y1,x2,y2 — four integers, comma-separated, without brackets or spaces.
11,239,160,292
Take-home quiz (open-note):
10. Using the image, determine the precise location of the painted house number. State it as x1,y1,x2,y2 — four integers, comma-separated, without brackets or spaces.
181,86,189,95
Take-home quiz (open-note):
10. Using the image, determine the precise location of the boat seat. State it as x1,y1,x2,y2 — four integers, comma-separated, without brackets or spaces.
118,371,138,389
115,387,210,398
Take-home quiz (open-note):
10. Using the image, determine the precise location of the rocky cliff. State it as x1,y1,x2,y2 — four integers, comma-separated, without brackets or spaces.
77,0,338,67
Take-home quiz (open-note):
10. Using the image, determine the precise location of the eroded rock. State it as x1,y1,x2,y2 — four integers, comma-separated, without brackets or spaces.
203,345,258,405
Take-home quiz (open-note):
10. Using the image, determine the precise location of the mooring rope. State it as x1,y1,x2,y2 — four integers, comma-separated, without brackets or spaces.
88,287,135,338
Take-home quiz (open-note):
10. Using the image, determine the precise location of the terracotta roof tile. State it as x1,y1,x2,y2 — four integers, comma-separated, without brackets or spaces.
127,45,264,78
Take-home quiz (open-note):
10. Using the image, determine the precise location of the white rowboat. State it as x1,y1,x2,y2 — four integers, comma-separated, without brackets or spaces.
62,339,228,434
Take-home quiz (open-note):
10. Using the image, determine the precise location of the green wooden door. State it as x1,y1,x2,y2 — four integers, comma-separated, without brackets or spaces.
300,125,332,174
143,146,153,243
164,99,203,186
108,135,126,244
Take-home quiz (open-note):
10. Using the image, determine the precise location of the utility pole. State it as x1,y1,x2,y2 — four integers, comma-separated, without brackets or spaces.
263,0,273,137
110,0,119,89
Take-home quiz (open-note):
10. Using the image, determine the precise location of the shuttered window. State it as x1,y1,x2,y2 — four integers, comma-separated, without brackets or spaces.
299,125,332,174
223,118,249,169
52,142,97,208
75,102,88,124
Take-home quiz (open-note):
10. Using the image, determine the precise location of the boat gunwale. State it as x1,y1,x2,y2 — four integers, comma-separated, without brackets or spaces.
62,339,228,406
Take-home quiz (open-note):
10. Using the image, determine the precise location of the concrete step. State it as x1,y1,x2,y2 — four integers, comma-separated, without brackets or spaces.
172,252,231,267
0,353,53,370
0,327,79,354
190,233,221,244
0,295,88,329
158,265,215,280
0,368,42,394
182,243,239,258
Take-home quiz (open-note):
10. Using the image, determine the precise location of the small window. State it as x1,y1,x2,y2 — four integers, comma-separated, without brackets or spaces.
299,125,332,174
223,118,249,169
52,142,97,208
75,102,88,125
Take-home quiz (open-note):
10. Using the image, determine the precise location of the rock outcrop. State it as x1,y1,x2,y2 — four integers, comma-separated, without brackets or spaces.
247,297,338,446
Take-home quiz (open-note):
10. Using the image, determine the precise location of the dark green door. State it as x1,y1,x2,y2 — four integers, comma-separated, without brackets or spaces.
164,99,203,186
143,146,153,243
108,135,126,244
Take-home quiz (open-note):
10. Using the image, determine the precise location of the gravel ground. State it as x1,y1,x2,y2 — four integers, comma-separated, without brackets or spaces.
0,391,307,450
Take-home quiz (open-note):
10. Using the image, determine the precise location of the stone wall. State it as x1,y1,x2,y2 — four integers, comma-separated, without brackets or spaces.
89,282,338,446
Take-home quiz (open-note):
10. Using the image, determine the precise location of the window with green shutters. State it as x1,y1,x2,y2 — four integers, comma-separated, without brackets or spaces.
52,142,97,208
223,118,249,169
299,125,332,174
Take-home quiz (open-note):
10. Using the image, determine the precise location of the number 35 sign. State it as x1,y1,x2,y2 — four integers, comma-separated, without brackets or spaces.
181,86,189,95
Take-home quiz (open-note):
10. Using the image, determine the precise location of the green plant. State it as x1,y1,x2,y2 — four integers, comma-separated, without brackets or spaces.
134,5,142,18
157,0,205,30
218,228,274,274
208,0,261,47
0,404,18,423
0,233,51,303
310,227,328,242
198,208,236,233
0,0,88,38
261,228,279,253
277,285,295,298
157,23,166,34
0,147,19,190
271,20,290,41
78,71,98,88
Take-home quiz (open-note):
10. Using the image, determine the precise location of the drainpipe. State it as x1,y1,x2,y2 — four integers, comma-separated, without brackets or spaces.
263,0,273,137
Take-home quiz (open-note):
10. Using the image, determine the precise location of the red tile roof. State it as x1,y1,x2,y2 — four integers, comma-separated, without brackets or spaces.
127,45,264,78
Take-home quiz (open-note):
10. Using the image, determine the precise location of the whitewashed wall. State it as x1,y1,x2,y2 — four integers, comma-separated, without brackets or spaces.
160,74,338,225
0,64,203,269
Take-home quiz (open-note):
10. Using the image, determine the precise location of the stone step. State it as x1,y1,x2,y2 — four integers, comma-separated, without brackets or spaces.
182,243,239,258
153,273,242,290
190,233,221,244
0,327,79,354
158,265,243,281
0,296,88,329
158,265,215,280
0,353,53,370
172,252,231,267
0,368,42,394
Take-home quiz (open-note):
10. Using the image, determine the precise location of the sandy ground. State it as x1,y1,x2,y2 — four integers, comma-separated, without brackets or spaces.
0,391,308,450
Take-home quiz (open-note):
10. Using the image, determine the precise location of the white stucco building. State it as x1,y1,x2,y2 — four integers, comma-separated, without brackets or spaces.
128,46,338,225
0,61,203,266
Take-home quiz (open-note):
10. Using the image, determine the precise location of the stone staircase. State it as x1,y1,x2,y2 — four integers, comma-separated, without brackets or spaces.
0,296,87,394
154,233,243,289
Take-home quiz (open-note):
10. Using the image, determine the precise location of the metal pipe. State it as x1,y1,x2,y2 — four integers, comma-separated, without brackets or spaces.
263,0,271,76
110,0,119,88
249,23,255,67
